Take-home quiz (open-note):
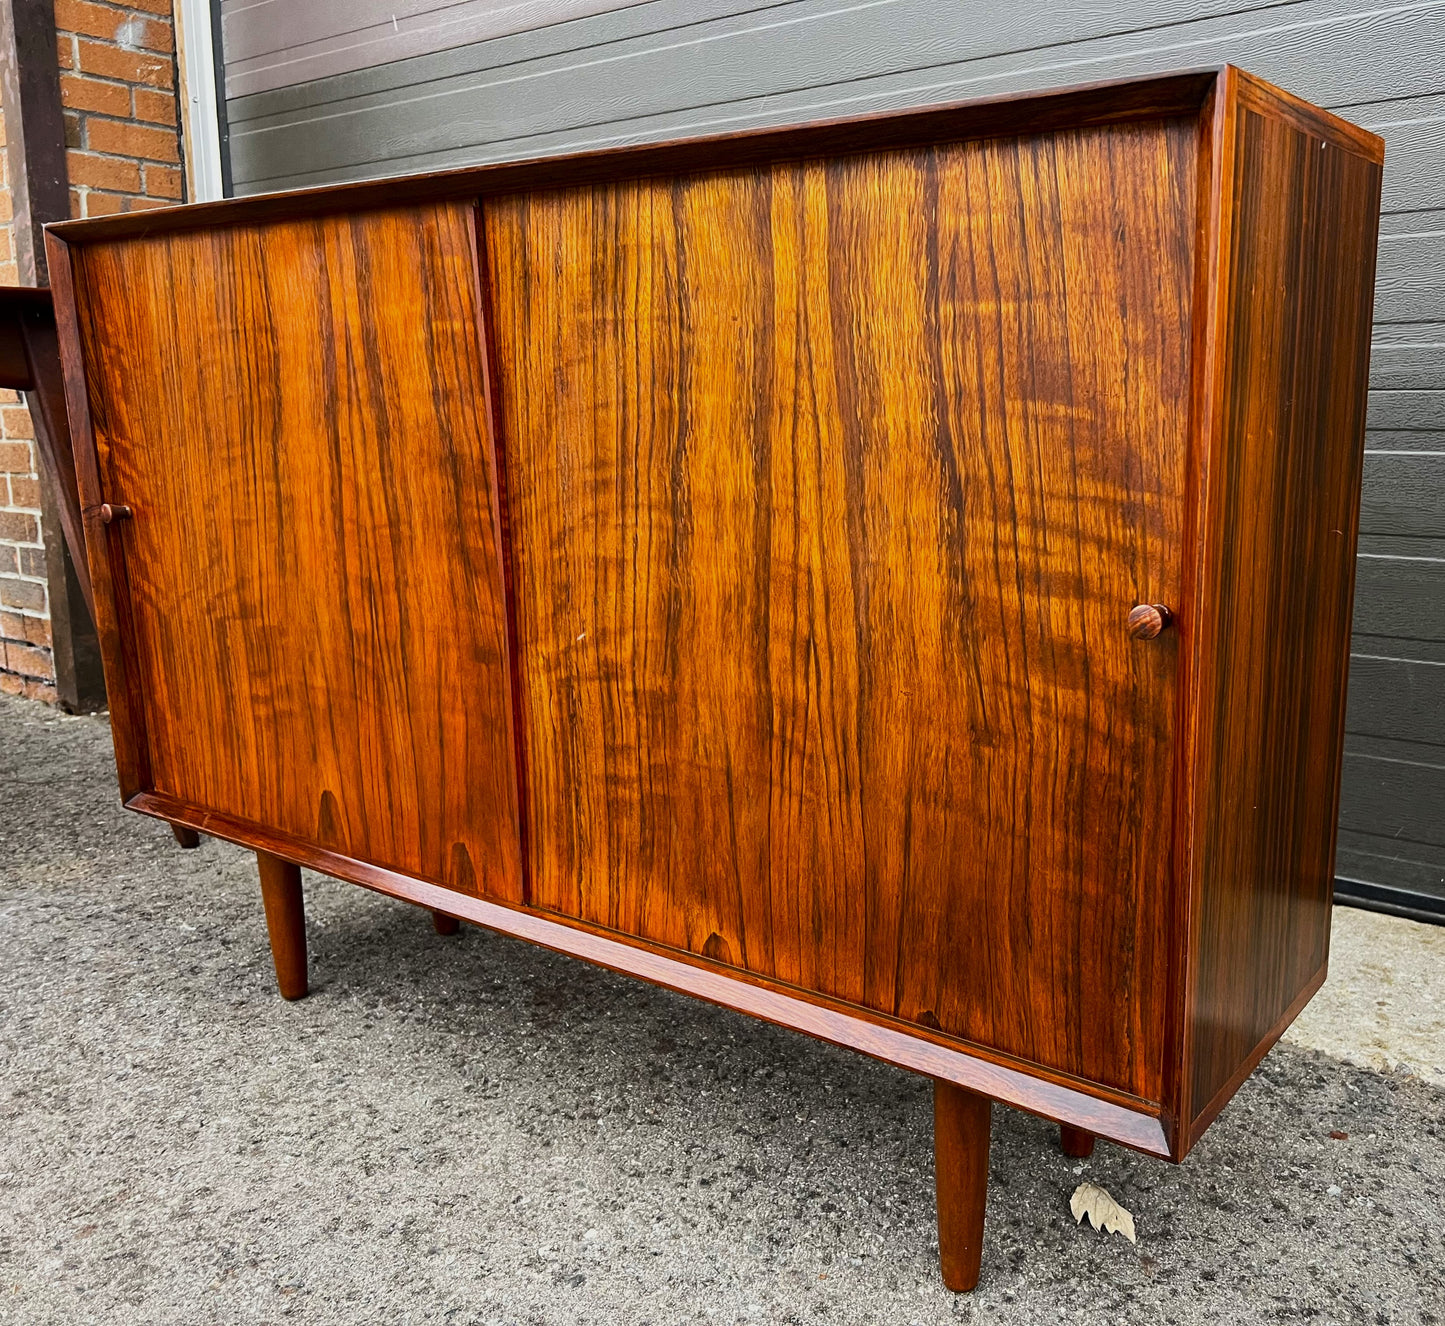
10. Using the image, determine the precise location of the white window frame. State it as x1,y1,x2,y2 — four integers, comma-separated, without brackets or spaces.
173,0,226,201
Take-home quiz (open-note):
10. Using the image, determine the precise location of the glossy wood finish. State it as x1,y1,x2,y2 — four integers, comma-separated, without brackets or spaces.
1126,603,1172,640
1060,1125,1096,1159
47,68,1383,1290
934,1080,991,1292
257,850,307,999
486,118,1195,1105
1180,69,1383,1144
59,205,524,900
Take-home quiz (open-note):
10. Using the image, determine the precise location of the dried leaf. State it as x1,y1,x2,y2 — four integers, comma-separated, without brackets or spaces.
1070,1182,1137,1244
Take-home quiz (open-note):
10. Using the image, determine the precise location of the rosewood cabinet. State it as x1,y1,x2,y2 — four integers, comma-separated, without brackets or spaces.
47,66,1382,1291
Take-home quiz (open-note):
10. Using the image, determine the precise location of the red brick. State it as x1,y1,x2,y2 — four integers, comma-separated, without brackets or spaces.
19,547,46,578
132,87,175,126
133,16,173,54
0,192,11,223
24,678,58,702
88,117,178,163
56,36,74,70
122,196,168,212
9,475,40,508
0,512,38,542
76,38,171,88
66,150,141,193
0,442,33,472
144,162,182,199
116,0,174,13
0,671,23,696
0,231,11,264
1,609,49,646
23,613,51,647
81,189,127,217
3,640,53,679
68,187,84,218
1,405,35,439
0,576,45,611
55,0,130,41
0,389,18,404
0,548,15,577
60,72,131,117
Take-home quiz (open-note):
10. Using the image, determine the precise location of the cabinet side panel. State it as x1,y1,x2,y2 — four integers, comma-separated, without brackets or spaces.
68,205,525,901
1187,102,1382,1134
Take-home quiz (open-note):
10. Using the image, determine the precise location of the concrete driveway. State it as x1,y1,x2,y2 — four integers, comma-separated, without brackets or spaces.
1,694,1441,1324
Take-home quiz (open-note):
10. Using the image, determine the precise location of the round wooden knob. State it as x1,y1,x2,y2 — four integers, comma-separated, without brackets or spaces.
99,503,133,524
1127,603,1172,639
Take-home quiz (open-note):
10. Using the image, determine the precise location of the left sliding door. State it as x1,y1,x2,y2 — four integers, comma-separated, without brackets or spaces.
64,203,524,903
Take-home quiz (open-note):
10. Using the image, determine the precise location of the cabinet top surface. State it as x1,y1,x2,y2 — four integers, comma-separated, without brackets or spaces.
46,66,1379,250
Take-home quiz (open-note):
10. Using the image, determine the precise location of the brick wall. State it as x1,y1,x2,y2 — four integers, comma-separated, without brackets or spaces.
57,0,181,219
0,103,56,702
0,0,183,703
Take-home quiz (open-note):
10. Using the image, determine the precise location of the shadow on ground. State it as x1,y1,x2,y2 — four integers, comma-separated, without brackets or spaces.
1,695,1441,1324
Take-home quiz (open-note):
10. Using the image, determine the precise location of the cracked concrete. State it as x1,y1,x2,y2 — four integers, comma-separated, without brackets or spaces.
1,693,1442,1324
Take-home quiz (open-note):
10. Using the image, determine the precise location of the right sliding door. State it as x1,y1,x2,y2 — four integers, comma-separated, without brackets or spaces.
483,117,1197,1104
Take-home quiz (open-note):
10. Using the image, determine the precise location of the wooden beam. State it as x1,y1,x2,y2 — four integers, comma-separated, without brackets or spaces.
0,0,105,710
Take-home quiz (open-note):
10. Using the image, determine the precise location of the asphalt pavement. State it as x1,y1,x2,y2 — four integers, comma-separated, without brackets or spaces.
2,693,1441,1324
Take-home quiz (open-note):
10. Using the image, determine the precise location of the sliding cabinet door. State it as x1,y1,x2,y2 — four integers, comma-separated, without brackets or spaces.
71,204,523,901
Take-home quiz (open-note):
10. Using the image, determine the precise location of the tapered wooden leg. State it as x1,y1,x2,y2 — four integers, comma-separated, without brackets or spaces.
432,910,460,936
171,824,201,849
1060,1125,1095,1158
257,851,307,1000
934,1080,991,1292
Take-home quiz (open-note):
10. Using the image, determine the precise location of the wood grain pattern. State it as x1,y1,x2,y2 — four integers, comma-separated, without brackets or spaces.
1183,74,1383,1138
46,73,1385,1201
485,120,1198,1104
64,205,523,901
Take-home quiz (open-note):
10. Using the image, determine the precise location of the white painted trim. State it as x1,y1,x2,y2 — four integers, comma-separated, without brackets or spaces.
173,0,226,200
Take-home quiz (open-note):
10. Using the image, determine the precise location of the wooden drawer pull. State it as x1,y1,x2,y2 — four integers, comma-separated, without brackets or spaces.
1127,603,1172,639
99,503,133,524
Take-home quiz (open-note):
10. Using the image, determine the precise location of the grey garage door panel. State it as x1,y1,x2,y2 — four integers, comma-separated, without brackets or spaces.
1366,428,1445,452
1359,535,1445,562
1339,751,1445,847
1375,226,1445,323
225,0,1445,193
1351,630,1445,664
1371,325,1445,391
1361,454,1445,538
1367,391,1445,432
1354,93,1445,214
1380,206,1445,238
1346,655,1445,746
1336,833,1445,903
223,0,1274,106
222,0,660,99
1352,555,1445,640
